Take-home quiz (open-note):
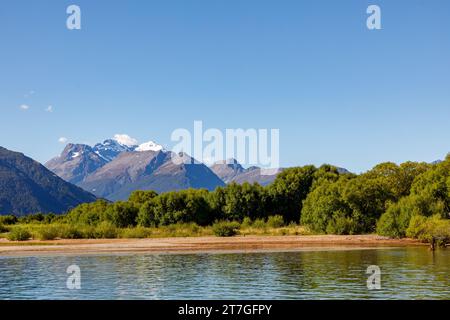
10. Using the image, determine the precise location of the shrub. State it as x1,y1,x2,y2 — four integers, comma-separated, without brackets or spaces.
94,222,118,239
252,218,266,229
212,221,240,237
300,179,352,233
0,215,18,225
406,215,450,245
79,225,96,239
18,213,45,224
156,223,203,237
241,217,252,228
7,227,32,241
36,225,60,240
120,227,152,239
267,215,285,228
137,201,158,227
59,225,85,239
0,223,8,233
326,211,358,235
65,200,111,226
128,190,158,206
106,202,139,228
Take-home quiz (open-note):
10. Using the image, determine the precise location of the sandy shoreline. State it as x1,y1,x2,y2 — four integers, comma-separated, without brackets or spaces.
0,235,425,257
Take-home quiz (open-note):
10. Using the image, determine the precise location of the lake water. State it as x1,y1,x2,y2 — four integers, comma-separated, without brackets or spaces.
0,247,448,299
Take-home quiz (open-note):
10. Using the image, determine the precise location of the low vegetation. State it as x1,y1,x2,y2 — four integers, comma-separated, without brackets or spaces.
7,227,31,241
212,221,240,237
1,158,449,245
0,218,309,240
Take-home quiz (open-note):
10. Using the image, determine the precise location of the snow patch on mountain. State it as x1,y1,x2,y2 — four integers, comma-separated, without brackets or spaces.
135,141,164,152
113,134,138,147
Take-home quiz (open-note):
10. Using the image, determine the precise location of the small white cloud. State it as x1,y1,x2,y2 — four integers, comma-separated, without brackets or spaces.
113,134,138,146
58,137,68,144
45,105,53,112
19,104,30,110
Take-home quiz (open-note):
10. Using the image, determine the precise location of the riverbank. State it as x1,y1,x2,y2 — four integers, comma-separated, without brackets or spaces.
0,235,425,256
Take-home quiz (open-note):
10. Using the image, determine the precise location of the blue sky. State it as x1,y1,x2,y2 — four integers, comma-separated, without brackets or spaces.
1,0,450,172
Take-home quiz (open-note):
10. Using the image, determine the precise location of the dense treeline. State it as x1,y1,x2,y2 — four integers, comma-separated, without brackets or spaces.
61,164,341,228
1,157,449,243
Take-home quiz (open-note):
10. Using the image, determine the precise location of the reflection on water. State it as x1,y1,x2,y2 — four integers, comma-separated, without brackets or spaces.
0,247,448,299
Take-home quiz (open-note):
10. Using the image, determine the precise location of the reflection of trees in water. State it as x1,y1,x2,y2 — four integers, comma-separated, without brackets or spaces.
0,248,448,299
264,250,379,299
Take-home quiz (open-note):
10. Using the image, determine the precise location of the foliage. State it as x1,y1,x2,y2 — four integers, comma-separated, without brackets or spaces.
65,199,111,226
36,225,60,240
252,218,266,229
221,183,268,221
7,227,31,241
266,215,285,228
0,215,18,225
105,201,139,228
241,217,253,228
268,166,317,222
0,223,8,233
120,227,152,238
3,159,449,240
128,190,158,206
137,189,212,227
301,179,351,233
212,221,240,237
325,211,359,235
94,222,119,239
58,224,85,239
406,215,450,245
18,213,60,224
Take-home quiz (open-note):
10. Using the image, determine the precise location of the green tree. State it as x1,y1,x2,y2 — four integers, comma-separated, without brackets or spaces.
128,190,158,206
65,199,111,225
221,183,268,221
105,201,139,228
137,200,158,227
301,178,353,233
268,166,317,222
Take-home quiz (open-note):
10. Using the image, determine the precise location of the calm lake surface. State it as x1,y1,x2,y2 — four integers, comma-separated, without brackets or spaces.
0,247,448,299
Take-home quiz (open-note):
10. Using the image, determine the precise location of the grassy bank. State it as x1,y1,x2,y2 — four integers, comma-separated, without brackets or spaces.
0,217,311,241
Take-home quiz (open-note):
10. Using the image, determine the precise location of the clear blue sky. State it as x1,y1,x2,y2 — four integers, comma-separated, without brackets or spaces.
1,0,449,172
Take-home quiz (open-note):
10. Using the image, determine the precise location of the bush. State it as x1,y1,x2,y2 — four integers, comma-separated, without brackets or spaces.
59,225,85,239
7,227,32,241
120,227,152,239
94,222,118,239
241,217,252,228
65,200,111,226
0,223,8,233
300,179,352,233
0,215,18,225
252,218,266,229
106,202,139,228
326,211,358,235
128,190,158,206
406,215,450,245
18,213,45,224
137,201,158,227
267,215,285,228
212,221,240,237
36,225,60,240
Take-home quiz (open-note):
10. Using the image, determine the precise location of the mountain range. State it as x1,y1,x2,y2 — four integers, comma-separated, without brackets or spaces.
45,138,279,201
2,138,443,216
0,146,96,216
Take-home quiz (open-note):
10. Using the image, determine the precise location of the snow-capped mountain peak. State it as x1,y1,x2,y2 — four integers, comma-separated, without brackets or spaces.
135,141,164,152
93,139,137,162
